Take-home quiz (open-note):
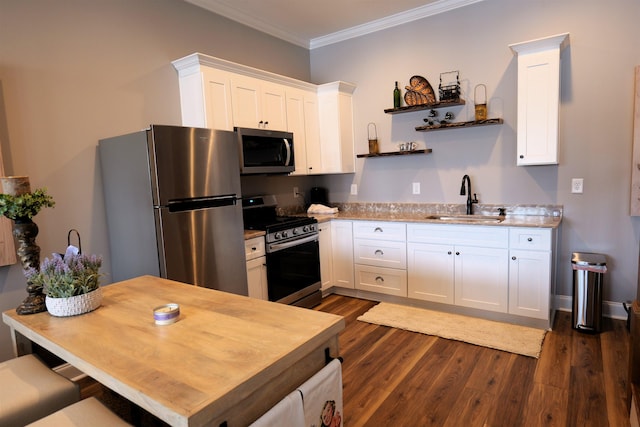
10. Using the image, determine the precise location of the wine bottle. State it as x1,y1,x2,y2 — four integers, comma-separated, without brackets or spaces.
393,81,401,109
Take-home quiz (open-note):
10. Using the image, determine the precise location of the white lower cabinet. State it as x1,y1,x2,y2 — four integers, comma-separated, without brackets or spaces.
454,245,508,313
407,224,509,313
508,228,553,319
331,220,354,289
318,222,333,291
245,237,267,300
354,221,407,297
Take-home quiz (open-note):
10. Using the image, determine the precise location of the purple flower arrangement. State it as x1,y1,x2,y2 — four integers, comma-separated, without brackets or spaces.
25,252,102,298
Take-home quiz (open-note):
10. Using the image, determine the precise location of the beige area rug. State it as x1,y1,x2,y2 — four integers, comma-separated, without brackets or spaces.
357,302,547,358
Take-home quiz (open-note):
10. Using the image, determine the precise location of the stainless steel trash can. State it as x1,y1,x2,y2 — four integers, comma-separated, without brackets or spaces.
572,252,607,332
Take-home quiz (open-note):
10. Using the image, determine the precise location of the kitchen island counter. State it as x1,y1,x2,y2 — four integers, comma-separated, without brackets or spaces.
3,276,344,427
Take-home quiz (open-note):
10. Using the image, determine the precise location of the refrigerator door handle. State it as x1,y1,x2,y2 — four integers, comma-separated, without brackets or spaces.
167,195,237,212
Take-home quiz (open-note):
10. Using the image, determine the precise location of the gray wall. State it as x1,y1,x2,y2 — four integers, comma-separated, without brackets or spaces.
312,0,640,309
0,0,309,362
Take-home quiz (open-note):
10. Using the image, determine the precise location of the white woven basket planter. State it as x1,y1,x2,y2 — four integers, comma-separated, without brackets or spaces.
45,287,103,317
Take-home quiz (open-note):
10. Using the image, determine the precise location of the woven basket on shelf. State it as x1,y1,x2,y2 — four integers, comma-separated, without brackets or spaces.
45,287,103,317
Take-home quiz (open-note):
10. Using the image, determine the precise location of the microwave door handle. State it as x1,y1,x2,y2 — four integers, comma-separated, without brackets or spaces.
283,138,292,166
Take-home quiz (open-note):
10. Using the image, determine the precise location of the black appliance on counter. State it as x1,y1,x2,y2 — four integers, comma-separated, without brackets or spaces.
243,195,321,308
310,187,328,206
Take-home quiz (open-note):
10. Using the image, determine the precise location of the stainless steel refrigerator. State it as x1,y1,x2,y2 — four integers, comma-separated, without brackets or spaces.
99,124,248,295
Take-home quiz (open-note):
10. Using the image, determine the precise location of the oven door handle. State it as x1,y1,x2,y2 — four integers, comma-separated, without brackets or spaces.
268,233,318,253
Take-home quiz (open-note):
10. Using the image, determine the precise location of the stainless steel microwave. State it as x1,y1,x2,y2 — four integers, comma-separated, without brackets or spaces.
235,127,295,175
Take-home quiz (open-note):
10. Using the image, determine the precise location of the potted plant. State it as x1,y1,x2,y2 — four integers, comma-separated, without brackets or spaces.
25,247,103,317
0,187,55,221
0,177,55,315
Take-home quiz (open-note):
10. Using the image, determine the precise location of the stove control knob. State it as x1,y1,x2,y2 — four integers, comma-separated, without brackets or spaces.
274,232,282,240
292,228,299,235
281,231,288,238
302,226,309,232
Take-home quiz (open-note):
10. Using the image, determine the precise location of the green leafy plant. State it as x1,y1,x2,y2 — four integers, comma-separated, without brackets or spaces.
25,252,102,298
0,188,55,220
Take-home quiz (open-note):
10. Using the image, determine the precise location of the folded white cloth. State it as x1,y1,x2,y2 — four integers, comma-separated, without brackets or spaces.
298,359,343,427
307,204,339,215
249,390,304,427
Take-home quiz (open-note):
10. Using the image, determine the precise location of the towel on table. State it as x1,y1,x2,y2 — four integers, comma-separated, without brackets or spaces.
307,204,339,215
298,359,343,427
249,389,304,427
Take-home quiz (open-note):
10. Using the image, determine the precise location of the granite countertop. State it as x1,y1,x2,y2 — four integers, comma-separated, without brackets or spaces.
245,203,562,239
244,230,266,240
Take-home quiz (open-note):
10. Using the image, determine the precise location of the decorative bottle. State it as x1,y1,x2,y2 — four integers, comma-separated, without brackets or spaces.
393,82,401,109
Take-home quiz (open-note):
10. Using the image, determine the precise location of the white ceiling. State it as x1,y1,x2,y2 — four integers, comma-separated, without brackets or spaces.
184,0,483,49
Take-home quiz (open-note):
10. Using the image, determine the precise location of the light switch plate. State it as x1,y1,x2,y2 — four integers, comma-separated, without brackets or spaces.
350,184,358,195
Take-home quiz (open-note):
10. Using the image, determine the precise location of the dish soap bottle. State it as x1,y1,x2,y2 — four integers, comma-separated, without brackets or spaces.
393,81,401,109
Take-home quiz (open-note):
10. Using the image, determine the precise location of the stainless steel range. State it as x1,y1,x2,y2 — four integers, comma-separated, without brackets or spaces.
243,196,321,308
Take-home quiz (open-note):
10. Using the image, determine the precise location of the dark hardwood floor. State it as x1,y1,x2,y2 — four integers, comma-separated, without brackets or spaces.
315,294,630,427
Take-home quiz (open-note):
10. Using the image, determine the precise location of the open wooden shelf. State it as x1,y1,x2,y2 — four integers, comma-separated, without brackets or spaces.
357,149,432,158
384,99,465,114
415,118,503,132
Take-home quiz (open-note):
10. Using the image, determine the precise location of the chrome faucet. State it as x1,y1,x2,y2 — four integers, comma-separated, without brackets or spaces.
460,174,478,215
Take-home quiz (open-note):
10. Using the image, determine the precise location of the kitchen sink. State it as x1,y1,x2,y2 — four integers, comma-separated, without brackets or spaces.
425,214,504,223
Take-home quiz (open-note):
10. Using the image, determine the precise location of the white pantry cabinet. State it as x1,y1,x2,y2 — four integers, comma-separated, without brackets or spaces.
318,221,333,291
316,82,356,174
231,75,287,131
508,228,553,319
331,220,354,289
245,236,267,300
407,224,509,313
509,33,569,166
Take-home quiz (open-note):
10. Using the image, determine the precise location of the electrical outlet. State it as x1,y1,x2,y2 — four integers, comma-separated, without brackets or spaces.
293,187,299,198
412,182,420,195
571,178,584,194
350,184,358,195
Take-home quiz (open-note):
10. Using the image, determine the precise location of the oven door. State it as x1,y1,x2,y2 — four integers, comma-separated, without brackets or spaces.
266,234,320,305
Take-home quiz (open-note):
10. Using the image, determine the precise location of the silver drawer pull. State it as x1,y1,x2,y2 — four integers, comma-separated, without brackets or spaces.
374,227,383,232
375,276,384,282
375,249,384,256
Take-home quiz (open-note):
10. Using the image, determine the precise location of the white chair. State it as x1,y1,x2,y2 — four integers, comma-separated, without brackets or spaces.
26,397,132,427
0,354,80,426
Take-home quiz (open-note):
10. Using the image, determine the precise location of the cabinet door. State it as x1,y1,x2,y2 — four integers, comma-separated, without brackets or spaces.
246,256,267,300
317,83,356,174
318,222,333,291
303,95,321,174
202,68,234,131
331,220,354,289
508,249,551,319
261,82,287,131
231,75,262,129
286,89,309,175
454,246,508,313
407,242,454,304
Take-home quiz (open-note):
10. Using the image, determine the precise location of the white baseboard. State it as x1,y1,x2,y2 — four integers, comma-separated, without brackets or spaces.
555,295,630,320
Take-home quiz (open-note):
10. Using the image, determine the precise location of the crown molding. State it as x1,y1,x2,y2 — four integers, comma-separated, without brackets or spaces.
310,0,484,49
185,0,483,50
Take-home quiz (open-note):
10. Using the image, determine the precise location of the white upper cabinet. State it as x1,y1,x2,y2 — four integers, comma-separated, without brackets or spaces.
231,75,287,131
317,82,356,174
172,53,356,175
510,33,569,166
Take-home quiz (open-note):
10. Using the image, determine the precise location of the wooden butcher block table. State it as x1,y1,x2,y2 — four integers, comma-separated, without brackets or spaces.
3,276,345,427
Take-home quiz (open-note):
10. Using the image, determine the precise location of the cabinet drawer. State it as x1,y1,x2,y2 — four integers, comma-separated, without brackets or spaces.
509,228,551,250
354,238,406,269
353,221,406,241
245,237,266,261
355,264,407,297
407,223,508,248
